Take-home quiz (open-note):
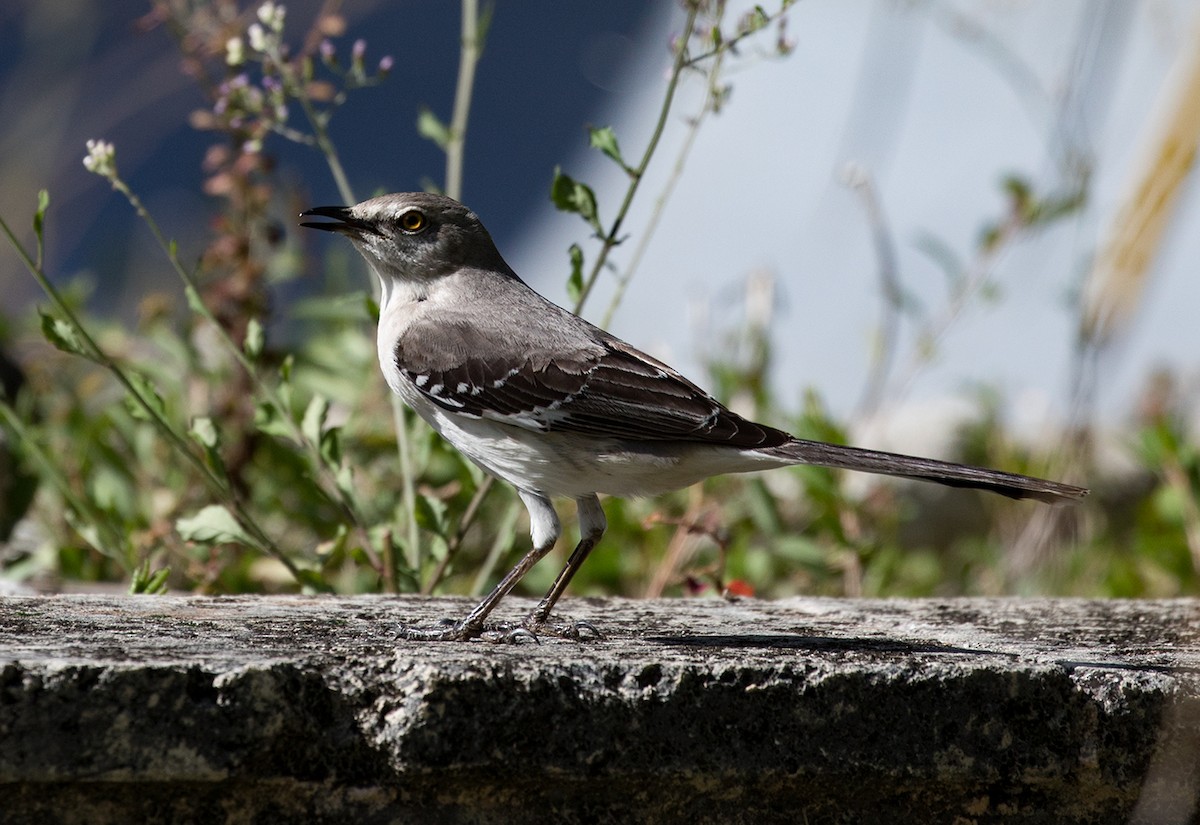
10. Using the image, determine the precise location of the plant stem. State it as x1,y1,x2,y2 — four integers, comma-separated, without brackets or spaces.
288,72,356,205
601,23,726,328
445,0,485,201
391,400,420,580
573,3,700,315
680,3,792,69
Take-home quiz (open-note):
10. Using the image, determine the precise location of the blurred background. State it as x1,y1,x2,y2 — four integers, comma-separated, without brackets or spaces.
1,0,1198,600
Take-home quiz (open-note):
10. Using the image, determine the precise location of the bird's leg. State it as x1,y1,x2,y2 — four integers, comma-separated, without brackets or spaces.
523,495,607,638
399,490,560,642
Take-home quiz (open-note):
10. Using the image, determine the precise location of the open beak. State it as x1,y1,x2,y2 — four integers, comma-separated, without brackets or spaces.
299,205,376,236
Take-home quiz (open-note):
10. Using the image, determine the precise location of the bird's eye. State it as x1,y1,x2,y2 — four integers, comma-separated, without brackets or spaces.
399,210,427,233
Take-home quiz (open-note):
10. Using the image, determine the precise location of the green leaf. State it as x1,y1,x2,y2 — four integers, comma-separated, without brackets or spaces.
293,567,332,592
416,105,451,149
316,523,350,562
1001,174,1032,207
125,370,167,422
302,394,329,446
189,416,228,478
254,400,295,440
550,167,602,233
772,536,829,570
278,354,294,409
427,533,449,562
335,463,355,499
63,509,111,557
176,504,253,546
130,560,170,595
145,567,171,594
184,285,207,316
565,243,584,303
303,394,343,466
740,6,769,34
321,426,342,466
414,493,448,536
588,126,625,167
189,416,220,449
39,310,90,358
244,317,264,359
33,190,49,241
90,465,135,519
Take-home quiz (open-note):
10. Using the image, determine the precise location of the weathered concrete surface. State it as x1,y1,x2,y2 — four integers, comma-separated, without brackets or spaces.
1,595,1198,824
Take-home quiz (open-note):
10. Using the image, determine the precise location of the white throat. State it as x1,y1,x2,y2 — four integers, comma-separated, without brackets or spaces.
374,273,431,398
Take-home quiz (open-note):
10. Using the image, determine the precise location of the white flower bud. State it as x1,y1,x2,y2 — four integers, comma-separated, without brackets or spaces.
82,139,117,178
225,36,245,66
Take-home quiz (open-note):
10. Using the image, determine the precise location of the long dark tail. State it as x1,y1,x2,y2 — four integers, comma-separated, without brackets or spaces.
764,438,1087,504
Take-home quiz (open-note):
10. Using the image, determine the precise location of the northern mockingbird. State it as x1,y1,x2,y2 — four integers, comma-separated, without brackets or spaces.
302,192,1087,641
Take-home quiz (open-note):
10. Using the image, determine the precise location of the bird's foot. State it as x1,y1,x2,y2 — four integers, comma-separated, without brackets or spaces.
519,614,605,641
395,616,603,643
396,617,543,643
397,617,484,642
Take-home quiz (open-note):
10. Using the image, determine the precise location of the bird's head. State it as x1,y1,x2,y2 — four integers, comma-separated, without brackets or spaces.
301,192,512,288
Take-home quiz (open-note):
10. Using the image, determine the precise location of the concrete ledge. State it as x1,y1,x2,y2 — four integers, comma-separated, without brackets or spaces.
1,595,1198,823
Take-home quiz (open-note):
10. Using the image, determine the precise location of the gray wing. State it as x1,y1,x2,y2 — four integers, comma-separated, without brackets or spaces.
394,330,788,450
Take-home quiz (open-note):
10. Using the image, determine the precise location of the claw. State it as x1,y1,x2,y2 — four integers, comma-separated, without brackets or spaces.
571,620,605,641
500,626,540,645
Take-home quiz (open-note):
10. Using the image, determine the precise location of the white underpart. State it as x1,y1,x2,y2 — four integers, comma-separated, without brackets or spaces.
517,489,560,549
575,494,607,543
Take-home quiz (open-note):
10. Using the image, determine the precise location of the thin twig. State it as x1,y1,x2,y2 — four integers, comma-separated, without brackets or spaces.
601,17,727,329
680,3,794,70
573,3,701,315
273,47,355,205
